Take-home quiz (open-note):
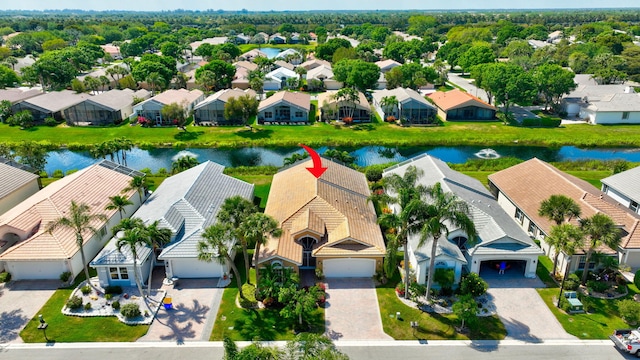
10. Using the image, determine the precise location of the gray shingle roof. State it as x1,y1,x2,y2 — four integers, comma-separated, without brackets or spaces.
602,165,640,204
131,161,253,259
0,162,39,199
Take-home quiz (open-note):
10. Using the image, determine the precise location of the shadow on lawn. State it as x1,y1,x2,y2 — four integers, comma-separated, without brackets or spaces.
174,131,204,141
235,128,273,140
235,308,286,341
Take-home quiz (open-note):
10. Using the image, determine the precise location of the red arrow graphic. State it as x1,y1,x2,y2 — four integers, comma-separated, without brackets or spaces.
300,144,327,179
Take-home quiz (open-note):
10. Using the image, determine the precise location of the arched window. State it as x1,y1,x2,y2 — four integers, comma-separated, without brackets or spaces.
298,236,317,268
451,236,468,250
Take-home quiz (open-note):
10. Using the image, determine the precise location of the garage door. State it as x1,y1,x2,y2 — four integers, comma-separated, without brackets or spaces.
170,258,223,278
8,261,66,280
323,258,375,278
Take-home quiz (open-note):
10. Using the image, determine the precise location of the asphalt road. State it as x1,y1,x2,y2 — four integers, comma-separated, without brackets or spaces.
1,340,633,360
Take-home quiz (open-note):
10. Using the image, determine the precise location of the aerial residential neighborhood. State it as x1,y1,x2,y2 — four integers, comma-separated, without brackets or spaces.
1,2,640,360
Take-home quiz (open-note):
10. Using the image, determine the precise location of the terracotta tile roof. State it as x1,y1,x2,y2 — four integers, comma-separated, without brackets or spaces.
488,158,640,251
259,159,385,264
151,89,203,106
428,89,497,111
0,161,140,261
258,91,310,112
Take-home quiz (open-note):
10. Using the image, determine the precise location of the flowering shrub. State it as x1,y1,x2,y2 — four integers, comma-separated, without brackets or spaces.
342,117,353,125
382,207,393,214
395,282,405,296
386,115,397,122
316,282,326,292
137,116,152,127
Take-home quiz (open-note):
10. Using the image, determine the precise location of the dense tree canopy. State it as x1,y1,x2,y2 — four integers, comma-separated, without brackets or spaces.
333,59,380,92
195,59,236,91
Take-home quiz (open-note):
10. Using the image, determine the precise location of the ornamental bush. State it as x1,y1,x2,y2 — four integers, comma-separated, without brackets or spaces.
66,295,83,310
365,168,383,182
81,285,91,295
459,273,488,297
618,299,640,325
112,300,121,311
104,285,123,294
634,270,640,290
120,303,141,319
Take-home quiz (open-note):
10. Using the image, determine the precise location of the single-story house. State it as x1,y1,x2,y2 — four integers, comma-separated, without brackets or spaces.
0,160,144,280
428,89,497,121
562,74,634,123
372,88,437,125
317,90,370,123
0,160,39,217
12,90,91,123
193,88,257,125
258,91,310,124
90,234,153,288
134,89,204,126
231,61,259,90
0,88,42,105
488,158,640,273
306,65,342,90
384,155,542,283
258,158,386,277
275,49,302,65
240,49,268,62
77,63,129,89
100,44,122,60
376,59,402,73
189,37,228,52
269,33,287,44
263,67,299,91
232,34,251,44
299,58,331,71
63,88,150,126
133,161,253,280
601,165,640,215
274,60,295,71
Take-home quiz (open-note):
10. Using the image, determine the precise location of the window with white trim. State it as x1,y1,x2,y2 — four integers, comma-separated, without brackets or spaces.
528,222,538,236
515,208,524,224
109,267,129,280
631,201,638,212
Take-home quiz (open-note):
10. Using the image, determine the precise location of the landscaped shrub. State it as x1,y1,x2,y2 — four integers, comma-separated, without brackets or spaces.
80,285,92,295
459,273,488,297
120,303,141,319
315,268,324,280
563,274,581,291
365,167,383,182
66,295,83,310
634,270,640,289
240,284,258,308
105,293,113,301
59,271,72,283
265,91,276,98
112,300,121,310
84,302,92,311
44,117,58,127
65,169,78,176
51,169,64,178
0,271,11,283
618,299,640,325
587,280,609,293
439,286,454,297
409,282,426,301
434,268,455,289
521,117,561,128
105,285,123,294
395,282,406,297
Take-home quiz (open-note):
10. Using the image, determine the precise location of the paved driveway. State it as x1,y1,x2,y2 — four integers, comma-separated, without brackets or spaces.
0,280,58,344
137,278,222,343
324,278,392,341
484,272,576,341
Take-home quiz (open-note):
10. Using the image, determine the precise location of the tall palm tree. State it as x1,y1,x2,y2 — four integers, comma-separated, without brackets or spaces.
146,72,164,95
145,220,172,296
419,182,477,302
114,137,134,166
380,95,399,120
241,213,282,293
116,227,150,298
105,194,133,220
334,87,360,121
374,165,428,299
579,213,621,285
198,224,245,299
538,194,582,226
112,217,145,234
123,176,149,203
46,201,107,287
546,224,584,276
217,196,257,284
171,155,199,174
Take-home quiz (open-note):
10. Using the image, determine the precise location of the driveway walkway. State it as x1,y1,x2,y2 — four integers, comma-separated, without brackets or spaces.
0,280,59,344
484,272,576,341
137,277,222,343
324,278,392,341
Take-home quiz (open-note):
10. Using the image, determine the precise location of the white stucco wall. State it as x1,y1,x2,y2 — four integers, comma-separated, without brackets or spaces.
603,186,634,211
0,180,40,216
591,110,640,124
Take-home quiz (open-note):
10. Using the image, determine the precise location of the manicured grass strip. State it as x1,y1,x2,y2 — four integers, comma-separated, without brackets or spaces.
536,255,559,288
565,171,610,189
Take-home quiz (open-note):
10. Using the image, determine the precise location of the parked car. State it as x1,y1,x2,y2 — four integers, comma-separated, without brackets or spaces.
610,328,640,356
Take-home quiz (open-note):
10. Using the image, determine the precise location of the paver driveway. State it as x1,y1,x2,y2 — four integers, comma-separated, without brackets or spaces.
324,278,392,341
0,280,58,344
483,270,576,341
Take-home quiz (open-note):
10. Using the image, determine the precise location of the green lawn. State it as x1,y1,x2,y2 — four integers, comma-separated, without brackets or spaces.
210,253,324,341
566,170,610,189
7,119,640,149
376,274,506,340
20,271,149,343
230,174,273,209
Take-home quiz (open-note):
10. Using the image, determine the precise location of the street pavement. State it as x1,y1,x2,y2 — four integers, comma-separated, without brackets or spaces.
447,72,489,102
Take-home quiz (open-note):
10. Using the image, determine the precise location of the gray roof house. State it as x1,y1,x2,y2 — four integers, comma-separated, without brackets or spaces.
12,90,91,123
372,88,437,125
0,88,42,105
193,88,257,125
90,235,153,288
132,161,254,279
258,91,310,124
63,88,150,126
383,154,542,283
134,89,204,126
602,165,640,215
0,160,39,217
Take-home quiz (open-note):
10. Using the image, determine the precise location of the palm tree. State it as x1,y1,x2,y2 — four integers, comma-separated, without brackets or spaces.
105,194,133,220
374,165,428,299
146,72,164,95
241,213,282,294
116,227,150,298
538,195,582,226
579,213,621,285
380,95,399,120
217,196,257,284
114,137,134,166
334,87,360,122
546,224,584,276
198,223,245,299
145,220,172,296
112,217,145,233
46,201,107,287
419,182,477,302
171,155,199,174
295,66,307,82
123,176,149,203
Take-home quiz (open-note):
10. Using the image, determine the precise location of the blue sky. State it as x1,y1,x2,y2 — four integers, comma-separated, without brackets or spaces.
0,0,635,11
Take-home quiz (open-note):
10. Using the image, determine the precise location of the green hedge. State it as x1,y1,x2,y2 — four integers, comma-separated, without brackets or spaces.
521,117,561,127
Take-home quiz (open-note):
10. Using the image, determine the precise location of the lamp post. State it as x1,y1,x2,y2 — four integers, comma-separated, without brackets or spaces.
37,314,49,342
557,256,572,308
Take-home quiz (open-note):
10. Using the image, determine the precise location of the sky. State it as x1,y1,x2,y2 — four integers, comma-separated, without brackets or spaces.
0,0,636,12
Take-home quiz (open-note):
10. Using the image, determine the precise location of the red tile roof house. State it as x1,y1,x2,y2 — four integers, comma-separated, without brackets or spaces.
0,161,145,280
428,89,497,121
488,158,640,276
134,89,204,126
258,91,310,124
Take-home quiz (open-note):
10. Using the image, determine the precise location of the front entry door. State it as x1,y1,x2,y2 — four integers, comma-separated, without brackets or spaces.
299,237,317,268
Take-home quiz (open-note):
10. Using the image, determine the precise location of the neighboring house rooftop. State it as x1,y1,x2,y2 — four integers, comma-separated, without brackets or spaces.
274,60,295,71
241,49,267,59
373,88,433,107
585,93,640,112
275,49,301,59
602,165,640,204
265,67,298,82
306,65,335,81
195,88,257,109
375,59,402,71
428,89,497,111
260,158,385,264
0,161,39,200
0,161,143,261
189,37,228,50
86,89,150,111
19,90,91,112
0,88,43,104
132,161,253,259
300,58,331,70
77,63,129,82
234,61,258,72
317,90,370,111
488,158,640,251
258,91,311,112
146,89,204,106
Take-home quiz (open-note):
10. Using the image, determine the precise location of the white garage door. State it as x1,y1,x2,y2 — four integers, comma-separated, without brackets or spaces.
170,258,223,278
323,258,375,278
8,261,66,280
